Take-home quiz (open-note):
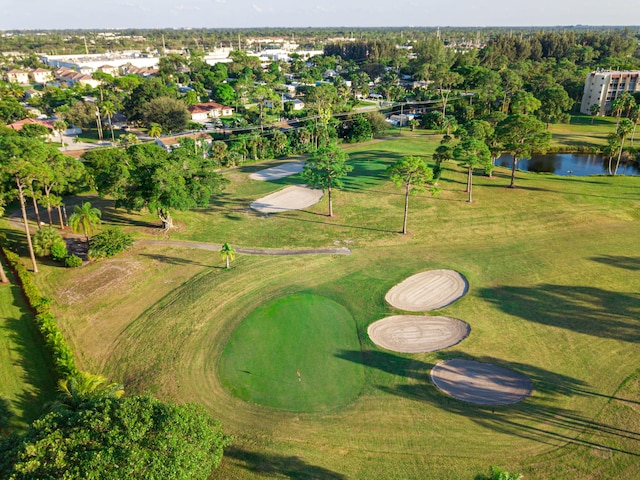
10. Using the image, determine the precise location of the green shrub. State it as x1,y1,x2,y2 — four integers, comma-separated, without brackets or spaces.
33,227,65,258
0,245,79,379
50,242,69,262
88,227,134,260
64,255,83,268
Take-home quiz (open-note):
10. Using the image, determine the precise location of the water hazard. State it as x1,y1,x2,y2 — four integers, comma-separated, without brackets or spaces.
496,153,639,176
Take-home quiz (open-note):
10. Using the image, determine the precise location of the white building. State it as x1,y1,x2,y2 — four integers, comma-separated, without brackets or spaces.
41,52,160,75
580,70,640,115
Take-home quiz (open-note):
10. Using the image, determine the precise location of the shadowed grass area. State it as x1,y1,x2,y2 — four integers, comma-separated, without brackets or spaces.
218,293,364,412
0,262,57,431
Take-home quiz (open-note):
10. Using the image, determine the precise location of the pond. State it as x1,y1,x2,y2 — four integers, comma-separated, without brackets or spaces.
496,153,640,176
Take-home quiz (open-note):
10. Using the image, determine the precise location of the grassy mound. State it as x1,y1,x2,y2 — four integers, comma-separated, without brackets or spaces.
218,293,364,412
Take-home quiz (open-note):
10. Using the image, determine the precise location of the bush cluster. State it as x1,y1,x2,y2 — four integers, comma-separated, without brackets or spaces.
88,227,134,260
0,247,79,379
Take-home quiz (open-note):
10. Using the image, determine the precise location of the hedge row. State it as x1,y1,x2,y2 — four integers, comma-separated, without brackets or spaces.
1,247,79,379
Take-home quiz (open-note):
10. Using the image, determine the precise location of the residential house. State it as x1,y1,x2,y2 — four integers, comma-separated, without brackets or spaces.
97,64,119,76
30,68,53,84
285,98,305,111
5,68,29,84
55,67,101,88
154,132,211,151
188,102,233,122
7,118,58,140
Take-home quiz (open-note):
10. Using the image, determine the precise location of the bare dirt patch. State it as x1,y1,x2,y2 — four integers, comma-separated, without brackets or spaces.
368,315,470,353
385,269,468,311
250,185,323,213
58,259,143,305
249,161,305,181
431,359,533,405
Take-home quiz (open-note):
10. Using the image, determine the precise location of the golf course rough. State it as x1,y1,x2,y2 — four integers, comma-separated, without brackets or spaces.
385,269,468,312
218,293,365,412
367,315,470,353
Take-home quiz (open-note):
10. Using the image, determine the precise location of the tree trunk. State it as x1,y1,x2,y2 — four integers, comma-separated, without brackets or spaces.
158,208,174,230
31,194,43,229
328,186,333,217
58,205,65,229
509,155,518,188
17,179,38,273
467,167,473,203
402,183,410,235
62,204,69,227
608,155,613,175
0,260,8,284
614,141,624,175
225,256,230,269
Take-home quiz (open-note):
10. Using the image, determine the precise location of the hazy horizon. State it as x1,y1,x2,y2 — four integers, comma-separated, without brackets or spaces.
2,0,639,30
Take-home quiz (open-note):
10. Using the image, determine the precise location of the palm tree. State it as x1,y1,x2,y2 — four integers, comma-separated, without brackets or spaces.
101,100,116,144
220,243,236,269
51,371,124,413
613,118,633,175
589,103,600,124
148,123,162,139
629,105,640,146
69,202,101,242
610,97,624,127
53,120,68,149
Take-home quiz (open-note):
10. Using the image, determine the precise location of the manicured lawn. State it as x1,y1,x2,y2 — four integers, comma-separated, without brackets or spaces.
218,293,364,412
0,262,56,431
6,130,639,479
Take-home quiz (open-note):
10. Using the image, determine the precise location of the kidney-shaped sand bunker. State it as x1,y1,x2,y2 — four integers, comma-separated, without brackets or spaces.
431,359,533,405
368,315,470,353
385,269,468,311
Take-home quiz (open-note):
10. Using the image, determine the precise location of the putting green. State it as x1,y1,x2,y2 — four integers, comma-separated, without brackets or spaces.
218,293,365,412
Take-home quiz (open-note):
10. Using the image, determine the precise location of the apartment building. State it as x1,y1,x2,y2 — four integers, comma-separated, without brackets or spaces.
579,70,640,115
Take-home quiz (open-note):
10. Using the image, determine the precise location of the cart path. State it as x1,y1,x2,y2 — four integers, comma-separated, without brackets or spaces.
136,240,351,256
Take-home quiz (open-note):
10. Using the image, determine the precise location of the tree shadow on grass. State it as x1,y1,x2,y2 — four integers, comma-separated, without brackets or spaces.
277,211,399,234
223,446,347,479
138,253,213,268
590,255,640,271
1,289,57,429
479,284,640,342
337,349,640,456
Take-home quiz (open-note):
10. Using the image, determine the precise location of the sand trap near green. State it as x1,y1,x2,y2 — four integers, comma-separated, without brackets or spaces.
385,269,468,311
249,160,305,181
368,315,470,353
218,293,364,412
431,359,533,405
250,185,323,213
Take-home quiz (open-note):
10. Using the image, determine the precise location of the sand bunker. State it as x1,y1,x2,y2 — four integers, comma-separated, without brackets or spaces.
385,269,468,311
250,185,323,213
431,359,533,405
367,316,470,353
249,161,305,181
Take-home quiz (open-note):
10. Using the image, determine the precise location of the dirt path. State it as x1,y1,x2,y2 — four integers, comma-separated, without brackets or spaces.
136,240,351,256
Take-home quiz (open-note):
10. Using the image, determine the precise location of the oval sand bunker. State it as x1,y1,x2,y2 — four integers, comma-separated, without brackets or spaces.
385,269,468,311
249,161,305,181
251,185,323,213
368,316,470,353
431,359,533,405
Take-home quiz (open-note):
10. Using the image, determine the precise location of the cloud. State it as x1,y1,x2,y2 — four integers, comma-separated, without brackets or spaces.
173,4,201,11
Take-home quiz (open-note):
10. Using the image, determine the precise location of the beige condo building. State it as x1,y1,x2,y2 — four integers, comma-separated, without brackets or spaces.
580,70,640,115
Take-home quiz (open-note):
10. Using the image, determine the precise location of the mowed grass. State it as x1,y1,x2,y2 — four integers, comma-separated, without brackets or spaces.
18,129,640,479
218,293,364,412
0,263,56,430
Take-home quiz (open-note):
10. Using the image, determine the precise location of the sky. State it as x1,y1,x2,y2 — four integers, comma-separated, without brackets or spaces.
1,0,639,30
